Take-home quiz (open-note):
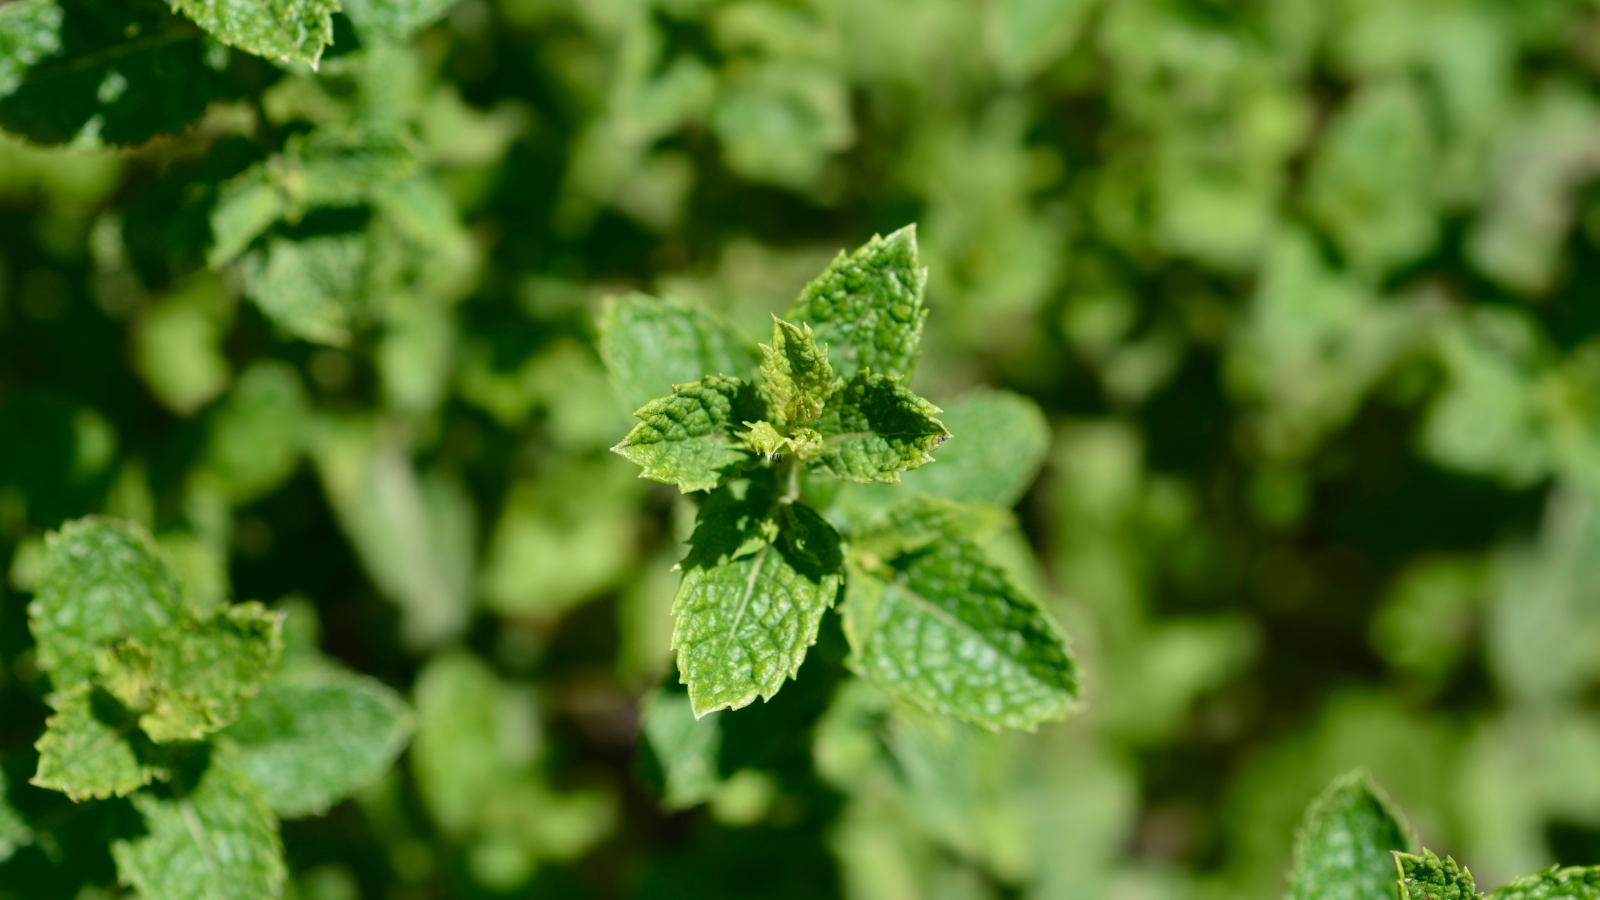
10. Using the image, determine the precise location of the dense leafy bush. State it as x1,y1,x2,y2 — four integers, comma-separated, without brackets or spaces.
5,0,1600,898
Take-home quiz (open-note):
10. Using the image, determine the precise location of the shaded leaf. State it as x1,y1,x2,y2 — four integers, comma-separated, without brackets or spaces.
895,388,1049,507
597,293,756,414
32,685,163,801
239,235,367,346
639,688,722,810
342,0,460,39
170,0,338,66
787,225,927,381
0,0,62,99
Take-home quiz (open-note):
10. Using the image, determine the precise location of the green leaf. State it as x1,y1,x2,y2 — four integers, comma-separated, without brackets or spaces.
1488,867,1600,900
410,650,526,836
29,516,185,692
170,0,338,66
787,226,927,381
98,602,284,743
0,0,230,146
849,496,1007,561
201,360,310,505
813,371,948,484
0,0,62,99
673,487,844,716
341,0,460,39
239,235,366,347
32,685,163,801
842,535,1077,730
1396,850,1481,900
613,375,766,493
1285,771,1416,900
639,688,722,810
0,769,32,863
112,744,287,900
896,388,1049,508
597,293,756,414
759,317,833,428
132,272,235,417
223,669,414,819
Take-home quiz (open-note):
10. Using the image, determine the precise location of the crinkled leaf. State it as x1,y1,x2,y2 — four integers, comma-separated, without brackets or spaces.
239,234,366,346
223,669,413,819
597,293,756,413
787,225,927,381
98,602,283,743
1285,771,1416,900
760,317,833,428
111,744,287,900
0,0,62,99
640,688,722,809
32,685,163,801
201,360,310,505
1488,867,1600,900
1397,851,1481,900
673,488,844,716
341,0,459,38
813,371,948,484
843,535,1077,730
897,388,1049,508
170,0,338,66
29,516,185,691
0,0,231,146
613,375,766,493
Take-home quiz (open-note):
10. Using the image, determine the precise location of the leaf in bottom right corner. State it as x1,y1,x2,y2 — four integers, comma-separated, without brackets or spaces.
841,537,1078,730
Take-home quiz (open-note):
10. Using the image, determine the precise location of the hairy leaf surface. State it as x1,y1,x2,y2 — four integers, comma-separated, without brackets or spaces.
170,0,338,65
813,372,948,484
32,685,162,801
1397,851,1480,900
99,602,283,743
843,536,1076,729
673,491,843,716
224,669,413,818
1286,771,1415,900
787,226,927,380
29,517,184,691
598,293,755,413
760,317,833,428
112,745,287,900
613,375,765,493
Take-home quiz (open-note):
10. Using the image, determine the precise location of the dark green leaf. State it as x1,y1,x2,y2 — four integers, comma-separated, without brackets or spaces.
1285,771,1416,900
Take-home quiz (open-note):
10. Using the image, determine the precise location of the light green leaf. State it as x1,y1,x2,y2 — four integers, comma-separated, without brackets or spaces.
896,388,1049,508
673,488,844,716
613,375,766,493
112,744,287,900
170,0,339,66
207,167,285,268
410,651,536,837
341,0,460,38
0,769,31,863
640,689,722,810
759,317,833,428
223,669,413,819
0,0,62,100
1285,771,1416,900
133,272,236,417
1396,851,1480,900
29,517,185,691
787,225,927,381
32,685,163,801
1488,867,1600,900
99,602,284,743
813,371,948,484
843,535,1077,730
597,293,756,413
201,360,310,505
239,235,366,346
849,496,1007,561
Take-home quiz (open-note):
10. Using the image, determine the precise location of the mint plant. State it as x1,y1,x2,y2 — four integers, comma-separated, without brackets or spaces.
602,226,1078,728
20,517,412,900
1287,771,1600,900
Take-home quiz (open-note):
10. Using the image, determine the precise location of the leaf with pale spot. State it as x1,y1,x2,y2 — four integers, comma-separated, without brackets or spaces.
1286,771,1415,900
613,375,766,493
111,744,287,900
98,602,283,743
760,317,833,428
842,533,1076,730
672,484,843,716
787,225,927,381
813,371,948,484
0,0,62,99
32,685,164,801
171,0,338,66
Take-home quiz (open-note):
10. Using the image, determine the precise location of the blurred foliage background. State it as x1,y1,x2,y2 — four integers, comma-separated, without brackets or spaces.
5,0,1600,898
